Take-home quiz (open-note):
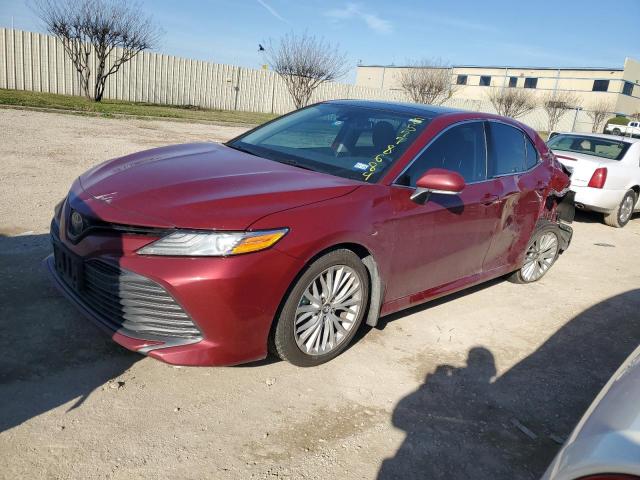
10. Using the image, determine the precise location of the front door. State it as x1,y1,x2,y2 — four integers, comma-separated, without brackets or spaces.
385,121,503,303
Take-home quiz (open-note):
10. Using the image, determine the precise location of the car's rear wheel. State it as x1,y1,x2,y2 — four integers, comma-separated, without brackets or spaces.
271,249,370,367
509,226,560,284
612,127,622,135
604,190,636,228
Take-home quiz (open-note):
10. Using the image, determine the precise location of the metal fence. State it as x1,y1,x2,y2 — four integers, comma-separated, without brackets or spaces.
0,27,591,133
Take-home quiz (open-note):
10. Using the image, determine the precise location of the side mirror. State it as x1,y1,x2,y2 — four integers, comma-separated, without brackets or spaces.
410,168,465,203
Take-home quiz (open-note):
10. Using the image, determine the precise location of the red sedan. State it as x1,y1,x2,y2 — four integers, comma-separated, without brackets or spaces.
47,100,573,367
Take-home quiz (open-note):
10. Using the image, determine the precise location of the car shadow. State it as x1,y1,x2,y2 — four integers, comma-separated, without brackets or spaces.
374,276,506,332
0,232,140,432
572,209,640,227
377,289,640,479
572,209,602,224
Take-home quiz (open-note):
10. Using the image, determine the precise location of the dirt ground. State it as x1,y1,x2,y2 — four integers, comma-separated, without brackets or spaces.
1,108,639,480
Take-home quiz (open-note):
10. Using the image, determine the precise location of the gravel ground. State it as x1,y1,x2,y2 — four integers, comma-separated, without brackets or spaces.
1,108,639,480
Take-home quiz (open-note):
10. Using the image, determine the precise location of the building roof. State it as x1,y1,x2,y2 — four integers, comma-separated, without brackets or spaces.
357,64,624,72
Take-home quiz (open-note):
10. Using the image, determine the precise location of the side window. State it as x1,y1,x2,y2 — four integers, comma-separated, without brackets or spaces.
524,136,539,169
487,122,526,176
397,122,487,186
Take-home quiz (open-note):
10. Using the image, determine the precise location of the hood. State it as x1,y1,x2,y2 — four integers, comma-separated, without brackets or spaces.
79,142,360,230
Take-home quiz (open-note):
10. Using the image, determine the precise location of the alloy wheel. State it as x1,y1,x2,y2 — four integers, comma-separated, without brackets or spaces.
294,265,363,356
521,232,559,282
620,195,634,223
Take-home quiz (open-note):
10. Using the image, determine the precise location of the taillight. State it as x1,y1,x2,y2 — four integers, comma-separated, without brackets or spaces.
588,168,607,188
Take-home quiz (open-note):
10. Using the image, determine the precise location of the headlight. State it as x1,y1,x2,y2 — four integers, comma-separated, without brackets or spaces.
137,228,288,256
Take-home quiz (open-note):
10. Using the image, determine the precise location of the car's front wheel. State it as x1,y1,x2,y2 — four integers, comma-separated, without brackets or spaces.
270,249,370,367
604,189,636,228
509,225,560,284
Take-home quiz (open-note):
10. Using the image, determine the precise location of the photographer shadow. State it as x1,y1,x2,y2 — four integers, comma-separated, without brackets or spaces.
378,289,640,479
0,232,139,432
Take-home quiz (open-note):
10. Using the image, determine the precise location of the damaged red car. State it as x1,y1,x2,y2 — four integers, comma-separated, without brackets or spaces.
47,100,573,367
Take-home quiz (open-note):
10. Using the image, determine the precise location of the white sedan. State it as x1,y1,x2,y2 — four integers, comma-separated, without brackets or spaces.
547,133,640,228
542,344,640,480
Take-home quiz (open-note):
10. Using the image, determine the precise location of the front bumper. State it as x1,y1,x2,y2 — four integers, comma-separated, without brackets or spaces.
556,222,573,252
47,223,303,366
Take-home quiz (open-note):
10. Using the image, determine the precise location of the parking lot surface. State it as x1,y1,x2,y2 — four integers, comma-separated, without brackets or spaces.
1,108,639,480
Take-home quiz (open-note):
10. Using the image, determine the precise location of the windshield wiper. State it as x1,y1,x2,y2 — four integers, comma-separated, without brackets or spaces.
228,142,315,172
226,143,259,157
271,158,315,171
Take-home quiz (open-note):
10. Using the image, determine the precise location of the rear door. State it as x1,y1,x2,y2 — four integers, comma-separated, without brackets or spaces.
482,121,549,271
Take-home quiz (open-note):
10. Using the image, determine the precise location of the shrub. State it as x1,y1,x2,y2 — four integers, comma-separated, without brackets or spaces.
606,116,629,126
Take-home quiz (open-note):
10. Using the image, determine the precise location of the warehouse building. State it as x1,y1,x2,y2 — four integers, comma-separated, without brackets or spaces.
356,57,640,115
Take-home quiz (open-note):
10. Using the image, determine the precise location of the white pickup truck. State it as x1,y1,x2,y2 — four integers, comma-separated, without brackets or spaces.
604,120,640,137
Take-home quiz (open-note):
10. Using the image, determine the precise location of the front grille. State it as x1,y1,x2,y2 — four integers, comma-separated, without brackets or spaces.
78,260,202,341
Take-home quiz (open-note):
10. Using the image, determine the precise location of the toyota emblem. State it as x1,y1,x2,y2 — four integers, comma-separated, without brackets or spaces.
70,211,84,236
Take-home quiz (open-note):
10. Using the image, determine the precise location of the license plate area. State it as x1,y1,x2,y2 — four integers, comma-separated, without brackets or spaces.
53,241,84,291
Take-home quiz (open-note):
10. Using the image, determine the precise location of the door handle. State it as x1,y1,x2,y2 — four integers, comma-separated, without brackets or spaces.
481,194,500,206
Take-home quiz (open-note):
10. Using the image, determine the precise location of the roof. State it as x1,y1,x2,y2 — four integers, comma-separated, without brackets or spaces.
554,132,640,144
324,99,462,117
358,64,624,72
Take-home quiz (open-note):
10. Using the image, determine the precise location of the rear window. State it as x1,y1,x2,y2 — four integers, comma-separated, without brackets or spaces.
524,136,539,169
547,134,630,160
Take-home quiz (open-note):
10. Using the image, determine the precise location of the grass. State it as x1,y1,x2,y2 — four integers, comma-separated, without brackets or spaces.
0,89,278,126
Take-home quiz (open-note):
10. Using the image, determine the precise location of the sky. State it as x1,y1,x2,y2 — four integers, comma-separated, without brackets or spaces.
1,0,639,83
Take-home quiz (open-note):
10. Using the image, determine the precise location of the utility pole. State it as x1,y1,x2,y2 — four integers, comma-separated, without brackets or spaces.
571,107,582,132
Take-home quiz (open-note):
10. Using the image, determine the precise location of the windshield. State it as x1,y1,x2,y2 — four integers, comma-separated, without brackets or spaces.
227,103,431,183
547,134,630,161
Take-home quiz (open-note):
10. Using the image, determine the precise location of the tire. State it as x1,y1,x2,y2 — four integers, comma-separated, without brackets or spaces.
270,249,370,367
612,128,622,135
508,225,561,284
604,190,636,228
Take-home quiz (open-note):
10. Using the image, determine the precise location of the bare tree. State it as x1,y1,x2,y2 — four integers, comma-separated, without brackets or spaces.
33,0,160,101
586,99,615,133
542,90,581,132
487,88,537,119
266,33,348,109
399,60,456,105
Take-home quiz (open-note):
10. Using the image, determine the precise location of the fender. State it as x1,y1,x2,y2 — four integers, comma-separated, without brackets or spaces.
534,218,573,253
